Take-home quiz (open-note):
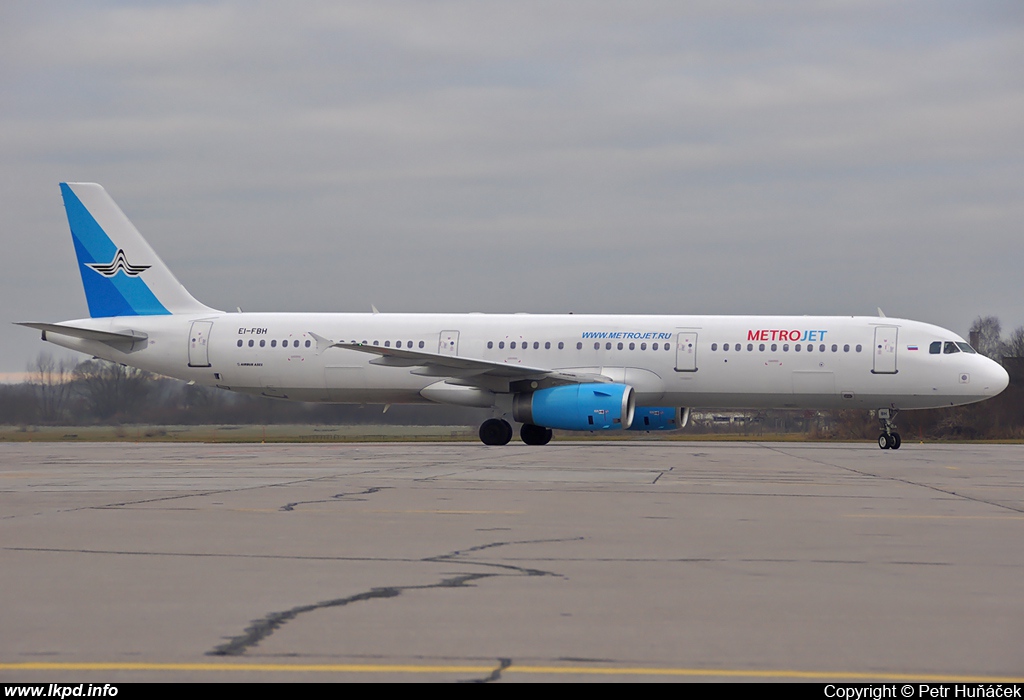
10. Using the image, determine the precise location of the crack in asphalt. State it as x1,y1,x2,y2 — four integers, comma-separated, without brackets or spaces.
208,572,492,656
459,657,511,683
280,486,384,511
760,444,1024,514
206,537,578,658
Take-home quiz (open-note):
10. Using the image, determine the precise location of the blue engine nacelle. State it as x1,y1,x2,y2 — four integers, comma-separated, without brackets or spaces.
512,383,636,431
628,407,689,431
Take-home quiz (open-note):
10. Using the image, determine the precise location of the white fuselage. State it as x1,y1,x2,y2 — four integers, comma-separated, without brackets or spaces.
44,312,1009,412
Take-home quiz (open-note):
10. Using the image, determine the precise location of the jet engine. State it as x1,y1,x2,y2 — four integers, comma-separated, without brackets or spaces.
628,406,689,431
512,383,635,431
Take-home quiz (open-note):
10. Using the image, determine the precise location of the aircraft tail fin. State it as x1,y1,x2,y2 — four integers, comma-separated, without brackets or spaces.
60,182,217,317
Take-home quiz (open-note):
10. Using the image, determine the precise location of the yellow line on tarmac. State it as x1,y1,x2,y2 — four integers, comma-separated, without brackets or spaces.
2,662,1023,682
845,514,1024,520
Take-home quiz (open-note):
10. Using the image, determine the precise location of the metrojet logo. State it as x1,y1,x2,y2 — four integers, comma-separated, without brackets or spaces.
747,329,828,342
86,249,151,278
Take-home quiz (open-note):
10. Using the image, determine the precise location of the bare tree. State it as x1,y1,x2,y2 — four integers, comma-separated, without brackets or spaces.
969,316,1005,360
1004,325,1024,359
73,359,153,421
28,352,74,424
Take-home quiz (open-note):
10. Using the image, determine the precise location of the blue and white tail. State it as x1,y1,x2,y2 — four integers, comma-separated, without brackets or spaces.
60,182,216,317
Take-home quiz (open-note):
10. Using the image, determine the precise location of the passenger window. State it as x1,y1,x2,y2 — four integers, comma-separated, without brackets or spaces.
629,342,635,350
487,341,493,349
594,342,600,350
372,340,379,346
795,344,801,352
617,342,623,350
653,343,659,351
576,342,582,350
783,344,789,352
237,340,243,347
248,339,254,347
384,341,391,347
641,343,647,350
771,343,777,352
759,343,765,351
396,341,402,348
747,343,753,351
306,340,311,348
534,342,540,349
499,341,505,349
419,340,425,348
510,342,516,349
843,344,849,352
831,344,837,352
856,344,862,352
557,342,563,349
606,342,612,350
260,339,266,347
711,343,718,351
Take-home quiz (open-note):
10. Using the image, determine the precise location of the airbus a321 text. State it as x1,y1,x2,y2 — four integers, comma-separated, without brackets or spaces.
19,183,1009,448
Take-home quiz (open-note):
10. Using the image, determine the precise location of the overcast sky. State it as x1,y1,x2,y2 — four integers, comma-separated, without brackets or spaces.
3,1,1022,378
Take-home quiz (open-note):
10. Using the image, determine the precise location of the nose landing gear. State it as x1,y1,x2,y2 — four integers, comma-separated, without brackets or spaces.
877,408,901,450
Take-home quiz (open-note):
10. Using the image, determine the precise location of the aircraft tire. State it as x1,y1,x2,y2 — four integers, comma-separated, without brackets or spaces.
878,434,891,450
891,432,901,449
480,419,513,446
521,423,553,446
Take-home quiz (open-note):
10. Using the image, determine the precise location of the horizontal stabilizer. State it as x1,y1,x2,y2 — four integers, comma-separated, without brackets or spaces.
16,322,148,351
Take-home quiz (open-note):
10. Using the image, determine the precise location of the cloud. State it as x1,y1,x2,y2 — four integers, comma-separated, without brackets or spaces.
3,1,1023,372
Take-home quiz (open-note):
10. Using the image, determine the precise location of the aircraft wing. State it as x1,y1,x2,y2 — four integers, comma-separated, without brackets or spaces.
309,333,610,388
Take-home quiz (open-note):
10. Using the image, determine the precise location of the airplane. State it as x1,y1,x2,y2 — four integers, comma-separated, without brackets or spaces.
18,182,1009,449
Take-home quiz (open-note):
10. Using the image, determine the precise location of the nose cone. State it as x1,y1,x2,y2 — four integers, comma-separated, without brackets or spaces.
983,359,1010,397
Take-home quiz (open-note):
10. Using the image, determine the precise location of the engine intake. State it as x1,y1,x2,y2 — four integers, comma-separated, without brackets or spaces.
513,383,635,431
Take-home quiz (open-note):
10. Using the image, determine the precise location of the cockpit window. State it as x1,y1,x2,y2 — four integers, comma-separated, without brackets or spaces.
956,342,976,354
943,341,960,354
929,341,941,354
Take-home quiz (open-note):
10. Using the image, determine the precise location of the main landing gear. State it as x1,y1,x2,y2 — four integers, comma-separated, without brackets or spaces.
520,423,553,446
478,419,553,446
479,418,513,446
877,408,901,450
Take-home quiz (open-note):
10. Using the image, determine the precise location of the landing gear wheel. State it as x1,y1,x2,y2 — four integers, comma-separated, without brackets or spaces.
876,408,902,451
479,418,513,446
521,423,553,446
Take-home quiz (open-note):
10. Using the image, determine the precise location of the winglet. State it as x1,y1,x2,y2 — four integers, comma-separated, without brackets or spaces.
308,332,337,355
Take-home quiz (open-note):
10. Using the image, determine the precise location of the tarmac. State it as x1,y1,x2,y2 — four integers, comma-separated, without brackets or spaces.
1,440,1022,682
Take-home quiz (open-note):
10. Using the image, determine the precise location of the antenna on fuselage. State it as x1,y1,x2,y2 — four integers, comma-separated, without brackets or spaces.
877,307,887,318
